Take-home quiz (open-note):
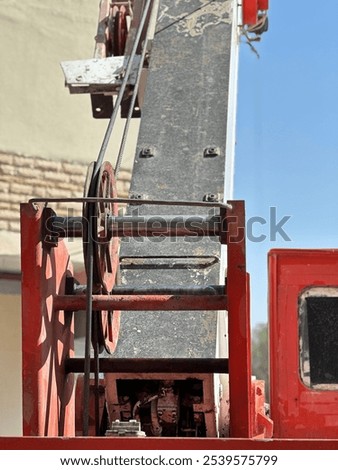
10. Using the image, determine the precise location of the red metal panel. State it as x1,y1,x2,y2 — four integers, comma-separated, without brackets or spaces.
227,201,252,437
269,249,338,438
21,203,75,436
242,0,258,26
258,0,269,10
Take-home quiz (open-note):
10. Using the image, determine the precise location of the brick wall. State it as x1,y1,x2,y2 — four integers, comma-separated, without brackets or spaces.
0,152,132,233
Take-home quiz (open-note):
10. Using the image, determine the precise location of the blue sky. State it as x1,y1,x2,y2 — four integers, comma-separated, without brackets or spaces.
235,1,338,326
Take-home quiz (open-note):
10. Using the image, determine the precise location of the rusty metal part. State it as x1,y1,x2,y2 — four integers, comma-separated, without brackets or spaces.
54,293,227,312
150,398,162,436
65,358,229,375
157,381,179,429
105,373,217,437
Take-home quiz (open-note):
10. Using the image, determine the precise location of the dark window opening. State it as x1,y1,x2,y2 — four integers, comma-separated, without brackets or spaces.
306,297,338,384
299,290,338,389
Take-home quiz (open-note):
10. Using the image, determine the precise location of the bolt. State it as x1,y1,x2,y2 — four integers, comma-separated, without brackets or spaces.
140,147,154,158
203,193,220,202
130,193,142,200
204,146,220,157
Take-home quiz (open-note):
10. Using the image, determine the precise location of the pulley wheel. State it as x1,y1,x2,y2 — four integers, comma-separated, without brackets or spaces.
83,161,119,293
83,161,120,354
108,4,128,56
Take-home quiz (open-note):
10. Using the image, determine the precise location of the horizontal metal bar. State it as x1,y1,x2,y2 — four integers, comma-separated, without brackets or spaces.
49,214,222,238
74,284,225,296
29,196,231,209
54,294,227,311
119,255,219,270
65,358,229,374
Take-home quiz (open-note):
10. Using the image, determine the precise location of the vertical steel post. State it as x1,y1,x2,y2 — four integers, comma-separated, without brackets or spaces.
227,200,252,437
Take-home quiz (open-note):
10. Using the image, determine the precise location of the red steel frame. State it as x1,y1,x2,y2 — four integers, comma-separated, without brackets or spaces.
226,201,252,437
1,204,338,448
5,200,272,448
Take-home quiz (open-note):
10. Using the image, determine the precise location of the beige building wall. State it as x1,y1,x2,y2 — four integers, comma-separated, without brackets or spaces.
1,0,139,162
0,288,22,435
0,1,136,435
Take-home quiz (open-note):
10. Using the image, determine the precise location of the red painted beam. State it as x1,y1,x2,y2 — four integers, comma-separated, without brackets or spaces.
54,294,227,311
226,201,252,438
1,436,338,450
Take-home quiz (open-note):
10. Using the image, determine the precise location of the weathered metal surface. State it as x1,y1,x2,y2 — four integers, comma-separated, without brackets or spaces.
60,56,141,94
115,0,235,359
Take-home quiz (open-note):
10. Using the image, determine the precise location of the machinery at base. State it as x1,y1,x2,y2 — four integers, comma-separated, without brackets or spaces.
3,0,338,450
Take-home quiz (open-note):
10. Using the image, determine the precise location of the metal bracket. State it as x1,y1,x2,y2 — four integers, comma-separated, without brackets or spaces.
61,55,142,94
